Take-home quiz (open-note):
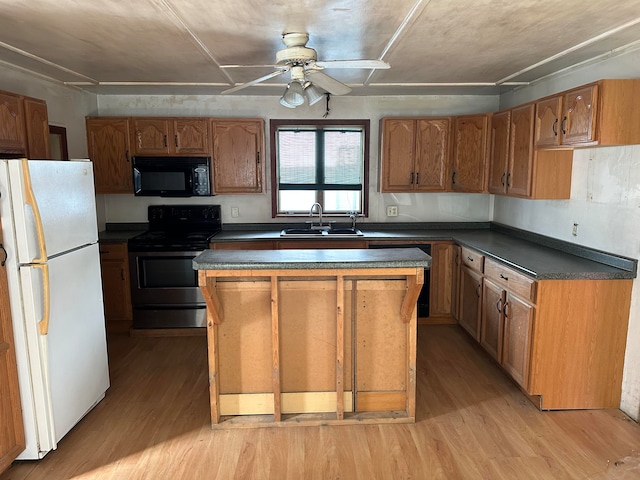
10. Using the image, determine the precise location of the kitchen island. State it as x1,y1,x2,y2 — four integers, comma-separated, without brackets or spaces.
193,248,431,427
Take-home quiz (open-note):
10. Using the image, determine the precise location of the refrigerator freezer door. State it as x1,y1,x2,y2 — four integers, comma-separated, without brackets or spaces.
7,159,99,263
18,243,109,458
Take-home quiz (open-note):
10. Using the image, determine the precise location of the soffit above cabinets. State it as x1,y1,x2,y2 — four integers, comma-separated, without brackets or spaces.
1,0,639,96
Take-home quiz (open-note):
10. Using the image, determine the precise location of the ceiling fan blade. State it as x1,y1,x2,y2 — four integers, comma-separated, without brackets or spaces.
221,69,288,94
306,70,351,96
314,60,390,69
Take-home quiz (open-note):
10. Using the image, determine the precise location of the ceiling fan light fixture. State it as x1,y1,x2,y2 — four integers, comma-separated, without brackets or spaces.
279,94,296,108
304,83,324,106
281,81,304,106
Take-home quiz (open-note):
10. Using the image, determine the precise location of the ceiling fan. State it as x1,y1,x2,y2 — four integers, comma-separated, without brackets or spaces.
221,32,390,106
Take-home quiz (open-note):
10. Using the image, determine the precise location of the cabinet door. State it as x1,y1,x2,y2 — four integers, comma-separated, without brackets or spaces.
86,118,133,194
131,118,170,155
429,242,453,317
451,245,461,321
99,243,132,333
0,92,26,155
380,118,415,192
451,114,489,192
480,279,504,362
415,118,449,191
561,85,598,145
507,103,534,197
534,96,562,147
459,266,482,340
23,97,51,159
173,119,209,154
501,292,534,390
0,223,25,473
211,119,264,194
488,111,510,195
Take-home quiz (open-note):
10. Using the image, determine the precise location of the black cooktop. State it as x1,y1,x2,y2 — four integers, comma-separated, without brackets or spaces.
128,205,221,252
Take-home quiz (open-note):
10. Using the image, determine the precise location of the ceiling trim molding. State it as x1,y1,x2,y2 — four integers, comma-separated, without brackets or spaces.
497,16,640,84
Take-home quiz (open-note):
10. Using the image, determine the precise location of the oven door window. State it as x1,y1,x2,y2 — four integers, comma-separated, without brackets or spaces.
139,256,197,288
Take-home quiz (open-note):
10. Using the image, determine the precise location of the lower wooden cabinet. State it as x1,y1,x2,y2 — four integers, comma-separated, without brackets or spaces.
0,222,25,473
99,242,132,334
480,276,534,390
429,242,454,319
459,266,482,340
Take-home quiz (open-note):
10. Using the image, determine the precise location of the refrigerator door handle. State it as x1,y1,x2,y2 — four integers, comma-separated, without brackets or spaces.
21,159,48,263
32,263,51,335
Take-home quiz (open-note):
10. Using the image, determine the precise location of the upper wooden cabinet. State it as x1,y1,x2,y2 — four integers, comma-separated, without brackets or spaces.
211,119,265,194
86,117,133,194
131,118,209,155
489,104,535,197
380,117,450,192
450,114,490,193
0,92,26,155
488,110,511,195
0,91,51,158
535,79,640,148
23,97,51,159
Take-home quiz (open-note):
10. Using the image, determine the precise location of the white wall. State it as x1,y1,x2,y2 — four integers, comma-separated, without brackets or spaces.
96,94,498,226
495,45,640,420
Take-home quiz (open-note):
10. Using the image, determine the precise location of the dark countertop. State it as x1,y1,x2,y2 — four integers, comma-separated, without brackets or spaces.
98,223,147,243
210,223,637,281
193,247,432,271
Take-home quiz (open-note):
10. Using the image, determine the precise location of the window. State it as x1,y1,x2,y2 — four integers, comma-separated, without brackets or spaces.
270,119,369,217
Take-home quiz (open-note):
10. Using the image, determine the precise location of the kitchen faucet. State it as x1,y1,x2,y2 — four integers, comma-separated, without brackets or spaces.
309,202,324,229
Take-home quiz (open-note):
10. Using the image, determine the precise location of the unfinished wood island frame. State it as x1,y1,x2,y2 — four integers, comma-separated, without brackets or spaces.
194,248,431,428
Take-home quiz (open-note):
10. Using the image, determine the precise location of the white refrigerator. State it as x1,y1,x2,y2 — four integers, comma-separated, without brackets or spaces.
0,158,109,460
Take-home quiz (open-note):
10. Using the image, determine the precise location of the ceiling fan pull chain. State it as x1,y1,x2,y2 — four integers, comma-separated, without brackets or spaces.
323,93,331,118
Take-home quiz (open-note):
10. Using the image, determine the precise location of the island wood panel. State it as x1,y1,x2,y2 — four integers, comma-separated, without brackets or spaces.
278,279,352,394
355,279,410,412
529,278,632,410
199,266,423,426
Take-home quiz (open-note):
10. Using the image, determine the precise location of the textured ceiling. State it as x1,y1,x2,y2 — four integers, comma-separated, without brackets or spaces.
1,0,639,96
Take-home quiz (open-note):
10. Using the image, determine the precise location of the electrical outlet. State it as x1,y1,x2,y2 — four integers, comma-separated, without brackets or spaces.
387,205,398,217
231,207,239,218
572,222,578,236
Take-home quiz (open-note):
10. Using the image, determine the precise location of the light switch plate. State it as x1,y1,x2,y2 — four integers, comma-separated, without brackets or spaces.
387,205,398,217
231,207,239,218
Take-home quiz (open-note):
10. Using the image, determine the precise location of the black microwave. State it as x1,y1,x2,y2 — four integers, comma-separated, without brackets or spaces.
132,156,212,197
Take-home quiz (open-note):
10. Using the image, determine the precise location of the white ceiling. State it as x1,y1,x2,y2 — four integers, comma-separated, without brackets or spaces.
1,0,640,96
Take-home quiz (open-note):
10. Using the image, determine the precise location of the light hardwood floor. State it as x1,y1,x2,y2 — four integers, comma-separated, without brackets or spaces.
2,325,640,479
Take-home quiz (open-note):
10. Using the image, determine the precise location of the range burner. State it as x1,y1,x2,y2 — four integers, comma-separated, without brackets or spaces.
128,205,222,252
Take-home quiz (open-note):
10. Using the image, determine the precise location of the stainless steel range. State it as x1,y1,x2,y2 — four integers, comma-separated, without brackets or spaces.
128,205,221,329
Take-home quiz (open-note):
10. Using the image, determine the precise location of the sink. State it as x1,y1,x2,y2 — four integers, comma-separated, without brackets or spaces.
280,228,363,237
326,228,363,236
280,228,325,236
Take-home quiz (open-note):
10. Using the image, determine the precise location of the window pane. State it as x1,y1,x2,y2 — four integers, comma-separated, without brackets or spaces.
323,191,361,212
279,190,316,213
278,130,316,184
324,131,363,185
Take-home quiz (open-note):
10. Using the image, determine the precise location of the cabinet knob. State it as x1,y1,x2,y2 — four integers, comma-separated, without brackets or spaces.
496,299,503,313
410,172,414,184
467,256,473,262
561,116,567,135
174,134,179,148
500,273,509,281
500,173,506,186
415,172,419,185
552,118,558,136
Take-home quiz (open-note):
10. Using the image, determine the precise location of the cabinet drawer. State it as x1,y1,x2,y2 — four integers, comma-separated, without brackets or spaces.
99,242,128,261
461,246,484,273
484,258,536,302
